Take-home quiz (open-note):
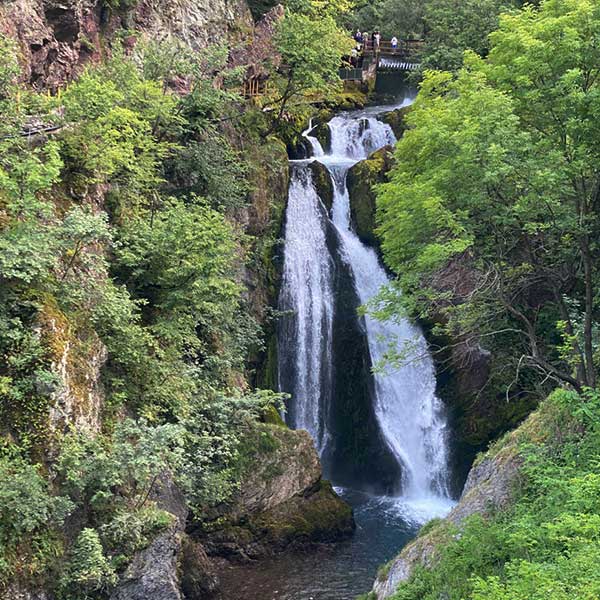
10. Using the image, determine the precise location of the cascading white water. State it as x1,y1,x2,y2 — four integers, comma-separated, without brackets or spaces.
303,119,325,157
279,98,453,520
278,167,334,454
323,113,452,505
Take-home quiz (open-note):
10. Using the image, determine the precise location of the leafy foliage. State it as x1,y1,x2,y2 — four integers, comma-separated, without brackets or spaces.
377,0,600,395
0,24,283,597
346,0,427,39
390,389,600,600
266,11,352,127
59,528,117,600
0,455,72,544
421,0,517,71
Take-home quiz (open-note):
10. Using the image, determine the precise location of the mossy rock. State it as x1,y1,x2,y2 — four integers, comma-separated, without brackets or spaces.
203,480,354,558
382,105,412,139
261,404,286,427
311,122,331,154
248,480,355,546
309,161,334,212
347,146,394,248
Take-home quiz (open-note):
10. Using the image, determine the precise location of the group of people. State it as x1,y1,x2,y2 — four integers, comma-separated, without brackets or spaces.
348,29,401,67
354,29,381,50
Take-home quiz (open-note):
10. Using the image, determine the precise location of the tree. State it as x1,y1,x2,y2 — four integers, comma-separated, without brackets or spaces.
346,0,427,40
268,12,353,128
377,0,600,393
421,0,517,71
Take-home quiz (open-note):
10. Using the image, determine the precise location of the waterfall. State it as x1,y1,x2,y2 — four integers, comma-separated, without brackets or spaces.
303,119,325,157
277,167,334,454
325,116,450,500
278,102,452,517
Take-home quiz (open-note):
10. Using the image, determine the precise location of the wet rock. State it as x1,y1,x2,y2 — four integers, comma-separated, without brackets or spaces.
203,480,354,560
312,121,332,154
309,160,334,212
422,254,536,481
347,146,394,248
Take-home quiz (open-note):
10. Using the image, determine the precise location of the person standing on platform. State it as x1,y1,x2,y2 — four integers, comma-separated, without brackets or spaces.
374,31,381,53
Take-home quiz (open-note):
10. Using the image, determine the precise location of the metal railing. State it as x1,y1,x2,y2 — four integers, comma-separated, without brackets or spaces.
339,67,363,81
361,38,424,59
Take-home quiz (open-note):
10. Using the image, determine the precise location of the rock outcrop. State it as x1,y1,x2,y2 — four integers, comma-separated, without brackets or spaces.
372,404,552,599
423,254,537,485
309,160,334,212
110,525,185,600
106,424,352,599
199,424,354,560
347,146,394,248
0,0,253,91
36,300,107,435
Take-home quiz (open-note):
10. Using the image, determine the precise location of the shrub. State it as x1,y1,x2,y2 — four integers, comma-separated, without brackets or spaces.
59,528,117,599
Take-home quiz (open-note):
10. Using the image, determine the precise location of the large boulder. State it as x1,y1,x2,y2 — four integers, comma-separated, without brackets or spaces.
199,424,354,560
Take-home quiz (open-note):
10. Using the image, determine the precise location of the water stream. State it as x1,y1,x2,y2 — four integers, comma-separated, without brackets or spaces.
221,95,455,599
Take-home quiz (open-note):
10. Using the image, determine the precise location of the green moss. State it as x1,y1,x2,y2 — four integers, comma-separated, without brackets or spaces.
348,147,394,247
248,480,354,544
309,161,334,211
262,404,286,427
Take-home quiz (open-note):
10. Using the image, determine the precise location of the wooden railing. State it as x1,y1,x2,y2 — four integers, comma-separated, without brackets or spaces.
243,77,268,98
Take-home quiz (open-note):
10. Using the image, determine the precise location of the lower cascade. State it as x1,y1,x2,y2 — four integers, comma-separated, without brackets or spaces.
278,101,454,515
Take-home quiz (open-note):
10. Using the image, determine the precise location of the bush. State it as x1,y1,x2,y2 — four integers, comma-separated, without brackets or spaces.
59,528,117,599
0,455,73,544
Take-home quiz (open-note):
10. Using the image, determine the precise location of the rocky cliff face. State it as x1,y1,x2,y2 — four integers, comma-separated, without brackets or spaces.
0,0,253,91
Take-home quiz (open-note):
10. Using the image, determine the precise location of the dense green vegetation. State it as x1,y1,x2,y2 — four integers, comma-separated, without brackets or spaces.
0,2,351,593
387,389,600,600
371,0,600,596
378,0,600,397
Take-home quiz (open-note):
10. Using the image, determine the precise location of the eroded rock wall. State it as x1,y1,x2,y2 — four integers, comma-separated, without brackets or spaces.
0,0,253,90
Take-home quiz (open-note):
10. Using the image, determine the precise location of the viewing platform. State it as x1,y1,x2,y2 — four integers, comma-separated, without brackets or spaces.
340,38,424,83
